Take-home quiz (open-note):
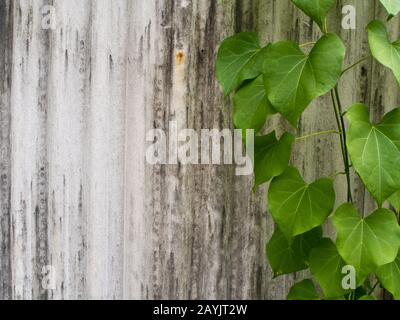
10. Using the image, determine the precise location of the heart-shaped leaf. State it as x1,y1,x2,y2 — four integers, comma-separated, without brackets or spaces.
291,0,336,31
254,132,294,186
332,203,400,283
368,20,400,86
376,251,400,300
287,279,319,300
345,103,400,205
379,0,400,17
309,238,349,298
266,227,322,276
268,167,335,238
233,75,277,133
216,32,268,96
263,33,345,126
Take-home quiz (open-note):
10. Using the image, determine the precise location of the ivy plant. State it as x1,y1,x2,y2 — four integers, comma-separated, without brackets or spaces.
216,0,400,300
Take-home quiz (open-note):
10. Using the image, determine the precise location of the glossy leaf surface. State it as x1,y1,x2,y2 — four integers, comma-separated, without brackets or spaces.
264,33,345,126
268,167,335,238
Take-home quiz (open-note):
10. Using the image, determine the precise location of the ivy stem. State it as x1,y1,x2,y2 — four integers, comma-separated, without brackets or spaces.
334,86,353,203
330,91,346,170
299,41,316,48
342,55,371,75
295,130,341,141
323,18,328,34
329,171,346,179
331,88,353,203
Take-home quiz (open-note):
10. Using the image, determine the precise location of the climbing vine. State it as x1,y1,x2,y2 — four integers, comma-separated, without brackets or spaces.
216,0,400,300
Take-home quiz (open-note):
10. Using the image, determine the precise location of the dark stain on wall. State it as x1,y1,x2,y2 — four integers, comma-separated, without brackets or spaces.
0,0,13,300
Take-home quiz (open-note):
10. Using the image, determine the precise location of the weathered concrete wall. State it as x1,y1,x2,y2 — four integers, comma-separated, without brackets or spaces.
0,0,399,300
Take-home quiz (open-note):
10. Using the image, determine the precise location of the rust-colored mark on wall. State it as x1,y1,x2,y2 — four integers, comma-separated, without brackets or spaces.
175,51,184,65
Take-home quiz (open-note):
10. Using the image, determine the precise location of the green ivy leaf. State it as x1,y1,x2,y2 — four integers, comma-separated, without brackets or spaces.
376,251,400,300
379,0,400,17
254,132,294,186
266,227,322,276
332,203,400,283
233,75,277,133
268,167,335,238
388,190,400,213
291,0,336,31
216,32,268,96
309,238,348,298
263,33,345,126
287,279,320,300
368,20,400,86
345,103,400,205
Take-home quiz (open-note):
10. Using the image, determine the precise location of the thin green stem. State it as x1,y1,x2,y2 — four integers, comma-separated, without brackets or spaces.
295,130,341,141
299,41,316,48
323,18,328,34
330,88,353,203
330,90,347,168
336,89,353,202
329,171,346,179
342,55,371,75
334,86,353,203
347,290,355,300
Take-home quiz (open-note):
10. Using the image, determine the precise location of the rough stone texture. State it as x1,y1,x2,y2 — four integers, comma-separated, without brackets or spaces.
0,0,399,300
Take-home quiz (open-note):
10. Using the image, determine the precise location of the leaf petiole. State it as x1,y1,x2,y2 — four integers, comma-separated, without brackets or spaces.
296,130,341,141
299,41,316,48
323,18,328,34
329,171,346,179
342,55,371,75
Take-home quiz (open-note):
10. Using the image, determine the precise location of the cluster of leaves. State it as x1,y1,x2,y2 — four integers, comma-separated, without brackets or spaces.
216,0,400,300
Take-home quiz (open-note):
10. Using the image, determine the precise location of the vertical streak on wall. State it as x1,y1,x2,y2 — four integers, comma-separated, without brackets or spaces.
123,0,154,299
84,0,127,299
46,0,91,300
33,0,51,300
10,0,49,299
0,0,13,300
